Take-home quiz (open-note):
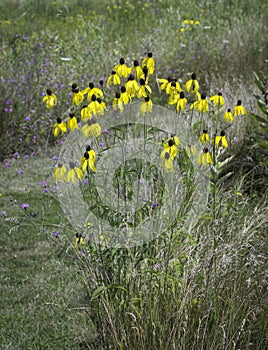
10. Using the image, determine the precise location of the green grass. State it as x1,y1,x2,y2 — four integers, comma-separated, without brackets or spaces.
1,0,268,349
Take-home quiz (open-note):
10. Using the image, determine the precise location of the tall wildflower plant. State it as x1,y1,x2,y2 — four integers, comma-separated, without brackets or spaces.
33,52,268,349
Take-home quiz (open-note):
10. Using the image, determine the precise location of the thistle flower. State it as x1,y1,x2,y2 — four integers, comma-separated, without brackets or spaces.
106,70,121,86
42,89,57,108
142,52,155,75
113,57,131,78
66,162,83,183
185,73,199,93
234,100,247,116
209,92,225,106
215,130,228,148
54,163,67,181
223,108,234,122
199,129,210,144
197,147,213,166
140,96,153,115
67,113,78,130
53,117,67,137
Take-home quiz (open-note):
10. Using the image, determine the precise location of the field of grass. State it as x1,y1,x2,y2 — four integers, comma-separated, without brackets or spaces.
1,0,268,349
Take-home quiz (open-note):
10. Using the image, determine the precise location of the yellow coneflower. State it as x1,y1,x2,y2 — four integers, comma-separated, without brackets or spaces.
66,162,83,183
140,96,153,115
215,131,228,148
223,108,234,122
42,88,57,108
185,73,199,93
199,129,210,144
53,163,66,181
81,145,96,173
53,117,67,137
209,92,225,106
113,57,131,78
234,100,247,116
106,70,121,86
67,113,79,130
190,93,209,112
197,147,213,166
142,52,155,75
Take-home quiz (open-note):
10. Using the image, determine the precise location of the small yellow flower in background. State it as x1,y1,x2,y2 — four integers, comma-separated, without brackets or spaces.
81,145,96,173
137,78,152,98
67,113,79,130
185,73,199,93
235,191,243,196
113,57,131,78
183,19,189,24
74,233,84,249
197,147,213,166
54,163,67,181
234,100,247,116
142,52,155,75
53,117,67,137
215,130,228,148
83,82,103,101
180,27,185,32
81,105,92,122
81,117,102,138
195,20,200,25
42,88,57,108
199,129,210,144
113,92,124,112
106,70,121,86
190,93,209,112
140,96,153,115
223,108,234,122
125,74,139,98
186,144,196,157
189,19,194,25
66,162,83,183
210,91,225,106
132,60,145,81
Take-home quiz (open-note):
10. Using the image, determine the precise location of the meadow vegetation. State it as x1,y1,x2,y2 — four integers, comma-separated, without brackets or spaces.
0,0,267,349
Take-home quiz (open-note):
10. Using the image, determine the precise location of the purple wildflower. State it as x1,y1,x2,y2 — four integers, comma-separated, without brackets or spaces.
21,203,30,209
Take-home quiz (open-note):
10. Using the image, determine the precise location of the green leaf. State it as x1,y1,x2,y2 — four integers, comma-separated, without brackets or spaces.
90,286,106,301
